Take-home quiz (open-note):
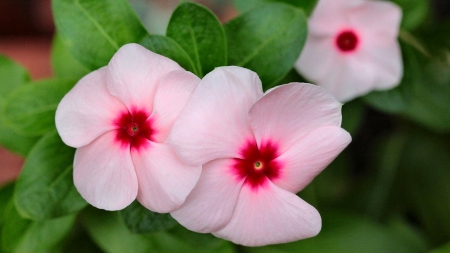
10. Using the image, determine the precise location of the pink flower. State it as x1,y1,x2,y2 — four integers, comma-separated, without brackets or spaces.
169,66,351,246
295,0,403,102
55,43,201,212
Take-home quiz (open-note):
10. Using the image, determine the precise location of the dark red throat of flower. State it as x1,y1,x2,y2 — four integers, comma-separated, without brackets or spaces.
336,30,358,52
114,109,153,150
233,141,281,190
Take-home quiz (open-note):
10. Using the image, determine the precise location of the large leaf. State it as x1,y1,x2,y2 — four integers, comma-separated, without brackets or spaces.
166,2,227,77
364,43,450,132
51,34,90,80
0,55,39,156
242,211,428,253
52,0,148,70
233,0,317,16
14,131,86,220
139,35,196,74
1,200,75,253
1,79,75,136
120,201,177,234
224,3,307,89
0,183,14,226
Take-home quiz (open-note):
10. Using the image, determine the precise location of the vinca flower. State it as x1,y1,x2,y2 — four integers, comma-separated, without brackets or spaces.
169,66,351,246
295,0,403,102
55,43,201,212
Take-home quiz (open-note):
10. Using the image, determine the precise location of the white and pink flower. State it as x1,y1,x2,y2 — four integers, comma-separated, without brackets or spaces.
55,43,201,212
169,66,351,246
296,0,403,102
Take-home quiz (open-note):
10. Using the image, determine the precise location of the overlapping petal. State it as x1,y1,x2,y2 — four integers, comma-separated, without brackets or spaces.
73,131,137,211
272,126,351,193
151,70,200,143
132,142,201,213
55,68,127,148
171,158,245,233
170,66,263,165
249,83,342,153
213,181,321,246
106,43,183,111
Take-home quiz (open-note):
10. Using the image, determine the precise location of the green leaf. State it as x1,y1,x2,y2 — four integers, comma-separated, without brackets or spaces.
242,211,428,253
166,2,227,77
1,79,75,136
430,242,450,253
52,0,148,70
139,35,197,74
14,131,86,220
364,43,450,132
0,55,39,156
120,201,177,234
1,200,76,253
233,0,317,16
224,3,307,89
0,183,14,226
390,0,428,31
51,34,90,80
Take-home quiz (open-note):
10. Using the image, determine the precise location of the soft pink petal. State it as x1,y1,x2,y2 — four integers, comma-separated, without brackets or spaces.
349,1,402,39
171,158,245,233
272,126,351,193
249,83,342,153
106,43,183,111
151,70,200,143
308,0,361,35
132,141,201,213
74,131,137,211
55,68,127,148
169,66,263,165
366,42,403,90
213,181,321,246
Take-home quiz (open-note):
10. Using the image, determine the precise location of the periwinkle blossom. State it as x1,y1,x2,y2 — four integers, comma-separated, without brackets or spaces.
55,43,201,212
169,66,351,246
296,0,403,102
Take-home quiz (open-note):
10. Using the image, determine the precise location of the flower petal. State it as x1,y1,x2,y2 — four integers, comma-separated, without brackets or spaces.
366,42,403,90
249,83,342,153
151,70,200,143
213,181,321,246
106,43,183,111
132,141,201,213
273,126,351,193
55,68,126,148
171,158,245,233
74,131,137,211
170,66,263,165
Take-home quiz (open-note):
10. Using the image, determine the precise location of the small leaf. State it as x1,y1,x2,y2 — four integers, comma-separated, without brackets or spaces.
14,131,87,220
391,0,429,31
120,201,177,234
139,35,197,74
1,79,75,136
166,2,227,77
1,200,76,253
224,3,307,89
52,0,148,70
233,0,318,16
51,34,90,80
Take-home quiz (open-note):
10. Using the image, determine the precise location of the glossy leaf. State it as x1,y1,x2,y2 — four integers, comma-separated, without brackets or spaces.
364,43,450,132
0,55,39,156
139,35,196,74
1,200,76,253
233,0,318,15
224,3,307,89
51,34,90,80
1,79,75,136
52,0,148,70
120,201,177,234
14,131,87,220
166,2,227,77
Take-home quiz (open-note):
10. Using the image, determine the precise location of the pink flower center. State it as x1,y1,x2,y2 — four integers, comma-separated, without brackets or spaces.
114,109,154,150
336,30,358,52
233,140,281,190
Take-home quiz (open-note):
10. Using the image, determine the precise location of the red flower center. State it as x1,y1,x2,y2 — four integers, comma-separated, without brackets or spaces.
233,140,281,190
336,30,358,52
114,109,154,150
